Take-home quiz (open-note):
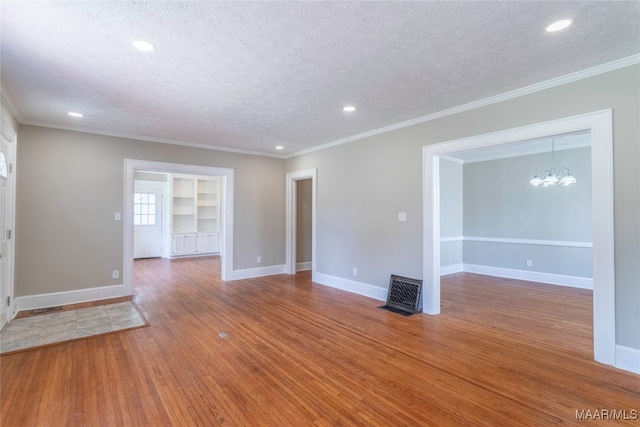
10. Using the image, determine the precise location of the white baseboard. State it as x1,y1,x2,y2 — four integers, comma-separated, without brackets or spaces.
232,264,285,280
13,284,125,315
440,264,464,276
616,345,640,375
462,264,593,289
314,272,387,302
296,261,312,272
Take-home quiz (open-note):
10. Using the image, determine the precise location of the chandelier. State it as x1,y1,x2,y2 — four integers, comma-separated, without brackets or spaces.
529,139,577,186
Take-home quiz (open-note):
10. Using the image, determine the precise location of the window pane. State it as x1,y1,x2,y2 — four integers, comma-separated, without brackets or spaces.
148,214,156,225
134,204,141,214
141,194,149,204
141,215,149,225
149,205,156,215
149,194,156,204
134,193,142,203
141,204,149,214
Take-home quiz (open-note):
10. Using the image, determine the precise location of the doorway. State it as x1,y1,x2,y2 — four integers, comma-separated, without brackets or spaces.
285,169,317,280
124,160,235,295
133,180,165,259
423,109,615,367
0,120,15,329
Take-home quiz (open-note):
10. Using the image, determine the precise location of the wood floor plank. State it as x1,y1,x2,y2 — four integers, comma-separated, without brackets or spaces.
2,257,638,426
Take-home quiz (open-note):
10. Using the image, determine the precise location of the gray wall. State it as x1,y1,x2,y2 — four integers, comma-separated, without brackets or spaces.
439,158,463,267
15,126,286,297
285,64,640,349
296,179,312,264
463,146,592,277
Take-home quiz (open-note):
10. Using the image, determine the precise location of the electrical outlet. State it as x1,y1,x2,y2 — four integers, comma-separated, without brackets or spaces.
526,260,532,267
114,212,121,221
257,256,261,263
352,267,358,276
112,270,120,279
398,212,407,222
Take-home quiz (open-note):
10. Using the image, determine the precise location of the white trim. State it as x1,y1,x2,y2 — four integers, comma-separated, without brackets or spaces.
314,272,387,302
13,285,125,313
615,345,640,375
0,117,17,324
288,55,639,159
232,265,285,280
296,261,312,272
462,236,592,248
124,160,234,294
462,264,593,289
440,264,464,276
424,109,616,367
285,169,317,281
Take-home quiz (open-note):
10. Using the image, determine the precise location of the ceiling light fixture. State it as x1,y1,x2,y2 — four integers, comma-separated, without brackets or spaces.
68,112,83,118
546,19,572,33
275,145,284,150
529,139,576,187
342,106,356,112
131,40,155,52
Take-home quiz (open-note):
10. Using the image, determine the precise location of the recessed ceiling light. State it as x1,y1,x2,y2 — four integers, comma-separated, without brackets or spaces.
342,106,356,112
546,19,572,33
131,40,155,52
68,112,83,118
275,145,284,150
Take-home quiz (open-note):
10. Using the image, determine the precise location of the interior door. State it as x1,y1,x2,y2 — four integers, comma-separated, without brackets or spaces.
133,185,163,259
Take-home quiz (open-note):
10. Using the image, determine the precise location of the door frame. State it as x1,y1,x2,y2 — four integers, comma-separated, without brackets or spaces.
422,109,615,366
124,160,234,294
285,169,317,280
0,118,16,325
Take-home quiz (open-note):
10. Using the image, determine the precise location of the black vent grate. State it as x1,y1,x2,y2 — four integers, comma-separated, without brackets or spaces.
385,274,423,314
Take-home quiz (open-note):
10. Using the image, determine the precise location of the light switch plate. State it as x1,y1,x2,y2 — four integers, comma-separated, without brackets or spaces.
114,212,121,221
398,212,407,222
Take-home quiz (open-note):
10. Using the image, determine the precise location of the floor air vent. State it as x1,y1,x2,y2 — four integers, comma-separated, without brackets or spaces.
381,274,423,315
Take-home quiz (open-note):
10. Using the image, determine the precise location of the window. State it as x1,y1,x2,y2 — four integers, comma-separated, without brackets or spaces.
134,192,156,225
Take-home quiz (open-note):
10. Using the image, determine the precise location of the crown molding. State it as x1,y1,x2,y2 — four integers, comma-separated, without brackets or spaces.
20,120,287,159
285,54,640,159
0,84,24,123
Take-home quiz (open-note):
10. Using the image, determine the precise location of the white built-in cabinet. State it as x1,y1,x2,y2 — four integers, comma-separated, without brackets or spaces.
170,175,221,257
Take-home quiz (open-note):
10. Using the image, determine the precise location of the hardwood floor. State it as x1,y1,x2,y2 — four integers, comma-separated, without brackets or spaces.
2,257,638,426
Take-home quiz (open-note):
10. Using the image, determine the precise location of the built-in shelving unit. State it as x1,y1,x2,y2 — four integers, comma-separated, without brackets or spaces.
170,175,221,257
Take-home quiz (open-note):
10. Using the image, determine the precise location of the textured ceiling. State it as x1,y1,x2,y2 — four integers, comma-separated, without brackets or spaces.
1,1,639,157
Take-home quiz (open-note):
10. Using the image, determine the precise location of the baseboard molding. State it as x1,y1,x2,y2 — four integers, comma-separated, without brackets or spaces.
440,264,464,276
616,345,640,375
232,264,285,280
13,284,125,315
296,261,312,272
314,272,387,302
462,264,593,289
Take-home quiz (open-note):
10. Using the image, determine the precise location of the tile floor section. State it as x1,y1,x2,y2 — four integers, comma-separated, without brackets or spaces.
0,302,146,354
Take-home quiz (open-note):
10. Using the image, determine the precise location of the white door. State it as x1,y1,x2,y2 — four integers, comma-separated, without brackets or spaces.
0,133,13,329
133,185,163,259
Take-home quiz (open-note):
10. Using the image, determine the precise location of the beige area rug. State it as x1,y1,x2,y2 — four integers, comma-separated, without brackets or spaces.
0,301,148,355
